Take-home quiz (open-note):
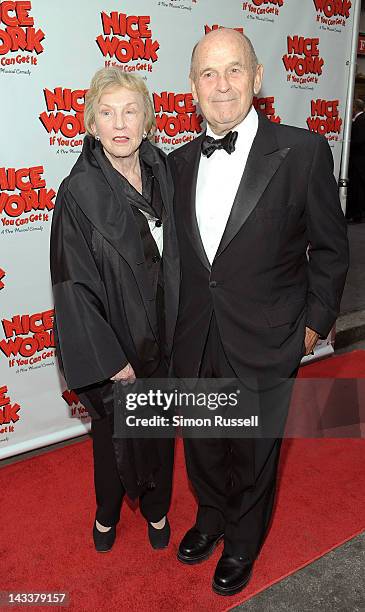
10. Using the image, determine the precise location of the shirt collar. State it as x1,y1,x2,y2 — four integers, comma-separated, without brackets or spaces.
206,105,258,149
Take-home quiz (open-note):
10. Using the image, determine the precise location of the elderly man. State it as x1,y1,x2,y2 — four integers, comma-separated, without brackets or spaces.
168,29,348,595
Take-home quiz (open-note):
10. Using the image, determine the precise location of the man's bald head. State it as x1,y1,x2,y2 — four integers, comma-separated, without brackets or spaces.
188,27,263,136
190,28,259,82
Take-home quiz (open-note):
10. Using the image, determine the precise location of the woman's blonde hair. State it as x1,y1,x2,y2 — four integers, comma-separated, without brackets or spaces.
84,67,156,138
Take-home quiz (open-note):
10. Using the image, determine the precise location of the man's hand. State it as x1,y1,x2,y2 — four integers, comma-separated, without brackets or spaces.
110,363,136,385
304,327,319,356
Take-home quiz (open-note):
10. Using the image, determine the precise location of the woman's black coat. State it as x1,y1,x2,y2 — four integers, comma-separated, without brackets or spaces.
50,136,180,397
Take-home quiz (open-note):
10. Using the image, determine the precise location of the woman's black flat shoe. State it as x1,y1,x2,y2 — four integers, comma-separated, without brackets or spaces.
148,517,170,550
93,522,116,552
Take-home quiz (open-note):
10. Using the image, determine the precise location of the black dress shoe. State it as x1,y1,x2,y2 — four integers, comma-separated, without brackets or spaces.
212,553,253,595
177,526,224,564
148,517,170,550
92,522,116,553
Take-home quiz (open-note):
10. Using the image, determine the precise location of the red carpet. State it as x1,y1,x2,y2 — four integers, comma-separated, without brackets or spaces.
298,349,365,378
1,351,365,611
287,350,365,437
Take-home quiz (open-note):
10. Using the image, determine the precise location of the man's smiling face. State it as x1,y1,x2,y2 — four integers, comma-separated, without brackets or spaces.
191,29,263,136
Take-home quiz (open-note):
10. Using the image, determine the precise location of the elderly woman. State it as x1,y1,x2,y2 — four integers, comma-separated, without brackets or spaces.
50,68,179,552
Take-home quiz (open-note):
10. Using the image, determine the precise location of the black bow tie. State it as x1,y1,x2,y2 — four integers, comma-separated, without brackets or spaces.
201,130,238,158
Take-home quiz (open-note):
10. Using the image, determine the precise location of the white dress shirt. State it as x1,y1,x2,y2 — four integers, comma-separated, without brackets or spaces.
195,105,258,264
141,211,163,256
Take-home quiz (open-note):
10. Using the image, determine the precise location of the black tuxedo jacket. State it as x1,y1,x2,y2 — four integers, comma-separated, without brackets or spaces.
168,112,348,379
50,136,180,391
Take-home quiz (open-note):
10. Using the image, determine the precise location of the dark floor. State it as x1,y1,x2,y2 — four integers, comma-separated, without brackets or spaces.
233,532,365,612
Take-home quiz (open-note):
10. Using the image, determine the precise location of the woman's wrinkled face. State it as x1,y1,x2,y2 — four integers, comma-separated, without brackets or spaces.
92,86,146,162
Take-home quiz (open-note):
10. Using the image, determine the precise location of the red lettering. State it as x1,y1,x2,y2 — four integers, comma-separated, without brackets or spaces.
0,402,20,425
155,113,203,136
96,35,159,62
0,188,55,217
307,116,342,134
153,92,196,114
21,190,38,211
282,53,324,75
253,96,275,116
43,88,86,112
39,111,64,134
0,1,33,26
0,29,10,53
252,0,283,5
0,385,10,407
0,25,44,54
287,36,319,57
0,331,54,358
0,193,23,216
23,25,44,53
3,315,25,337
0,336,22,357
96,34,119,58
0,268,5,290
0,166,45,191
310,99,339,117
204,24,244,34
313,0,351,18
100,11,151,38
2,310,54,339
42,310,54,331
39,111,85,137
8,25,27,49
62,389,81,406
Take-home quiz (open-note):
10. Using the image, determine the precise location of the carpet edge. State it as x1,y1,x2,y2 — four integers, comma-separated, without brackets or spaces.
224,526,365,612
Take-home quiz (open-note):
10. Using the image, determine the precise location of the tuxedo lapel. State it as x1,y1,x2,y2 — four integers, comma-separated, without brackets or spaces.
214,113,290,261
176,132,211,271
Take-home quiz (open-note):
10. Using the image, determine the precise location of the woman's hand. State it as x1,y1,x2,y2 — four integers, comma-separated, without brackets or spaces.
110,363,136,385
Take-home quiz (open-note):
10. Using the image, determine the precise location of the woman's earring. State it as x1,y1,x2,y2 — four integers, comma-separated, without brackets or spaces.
142,131,147,140
95,134,100,141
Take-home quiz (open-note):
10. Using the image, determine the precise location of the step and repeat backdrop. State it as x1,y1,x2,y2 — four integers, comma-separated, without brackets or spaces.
0,0,355,458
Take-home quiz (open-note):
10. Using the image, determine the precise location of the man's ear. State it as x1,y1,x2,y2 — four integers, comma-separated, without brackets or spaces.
253,64,264,96
191,78,198,104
